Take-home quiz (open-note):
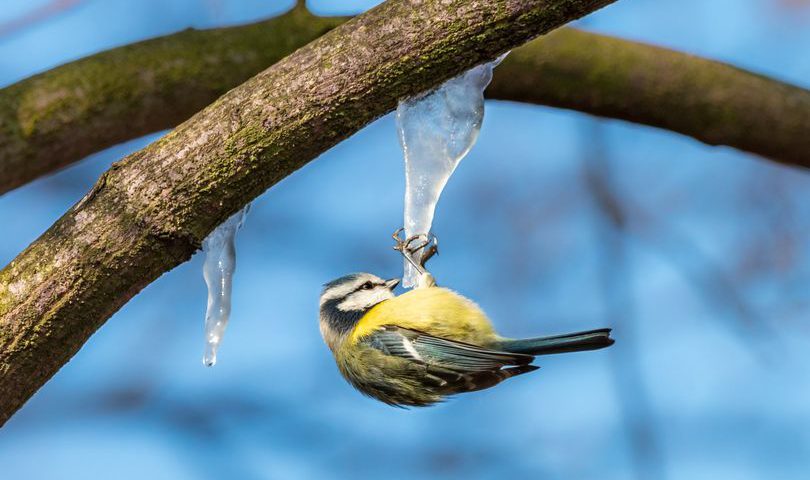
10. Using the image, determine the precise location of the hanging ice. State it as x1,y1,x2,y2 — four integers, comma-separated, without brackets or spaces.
202,205,250,366
396,54,507,288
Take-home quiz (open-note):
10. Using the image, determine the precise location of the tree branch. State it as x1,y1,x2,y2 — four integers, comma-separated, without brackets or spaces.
0,0,617,426
2,7,808,196
0,7,346,194
488,28,810,168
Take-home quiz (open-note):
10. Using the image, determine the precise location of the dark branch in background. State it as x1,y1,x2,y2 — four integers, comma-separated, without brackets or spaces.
0,0,83,38
489,28,810,169
627,209,772,337
0,0,618,426
581,121,666,480
0,6,346,193
2,7,810,195
610,181,782,358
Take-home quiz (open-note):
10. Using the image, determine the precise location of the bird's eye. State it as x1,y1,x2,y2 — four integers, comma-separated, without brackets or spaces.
360,281,374,290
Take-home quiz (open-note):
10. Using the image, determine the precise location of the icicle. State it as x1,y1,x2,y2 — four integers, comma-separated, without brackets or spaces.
396,53,507,288
202,204,250,366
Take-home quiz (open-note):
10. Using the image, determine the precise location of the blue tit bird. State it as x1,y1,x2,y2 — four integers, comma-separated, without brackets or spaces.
318,235,614,407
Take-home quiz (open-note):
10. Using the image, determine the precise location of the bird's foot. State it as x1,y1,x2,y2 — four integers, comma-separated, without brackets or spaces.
392,228,439,272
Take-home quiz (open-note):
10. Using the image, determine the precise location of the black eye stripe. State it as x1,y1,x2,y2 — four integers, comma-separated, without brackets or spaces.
352,281,382,293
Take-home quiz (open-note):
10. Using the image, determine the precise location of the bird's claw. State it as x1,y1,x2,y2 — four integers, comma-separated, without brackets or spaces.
419,241,438,269
392,228,439,272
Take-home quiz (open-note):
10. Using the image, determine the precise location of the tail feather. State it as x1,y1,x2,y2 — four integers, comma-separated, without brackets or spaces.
497,328,614,356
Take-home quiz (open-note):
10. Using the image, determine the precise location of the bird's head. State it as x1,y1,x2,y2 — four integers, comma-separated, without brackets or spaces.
319,273,399,352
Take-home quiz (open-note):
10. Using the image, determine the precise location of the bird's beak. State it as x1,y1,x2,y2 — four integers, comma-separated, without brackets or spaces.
385,278,400,290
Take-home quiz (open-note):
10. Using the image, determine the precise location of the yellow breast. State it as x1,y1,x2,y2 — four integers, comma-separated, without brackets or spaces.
349,287,497,345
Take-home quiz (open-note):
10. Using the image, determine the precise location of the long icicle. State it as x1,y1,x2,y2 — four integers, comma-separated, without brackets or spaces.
396,54,507,288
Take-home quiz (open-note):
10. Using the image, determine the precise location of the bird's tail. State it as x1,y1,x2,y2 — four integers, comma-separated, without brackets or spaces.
496,328,614,356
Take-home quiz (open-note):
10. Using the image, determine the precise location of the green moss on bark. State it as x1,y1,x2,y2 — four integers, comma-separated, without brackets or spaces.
488,28,810,167
0,6,346,194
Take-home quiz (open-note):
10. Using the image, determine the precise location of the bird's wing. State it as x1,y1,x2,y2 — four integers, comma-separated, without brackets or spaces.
364,325,534,373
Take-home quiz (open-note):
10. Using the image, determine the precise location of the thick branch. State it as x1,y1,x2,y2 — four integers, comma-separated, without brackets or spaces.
0,6,346,193
2,8,809,196
488,28,810,168
0,0,617,426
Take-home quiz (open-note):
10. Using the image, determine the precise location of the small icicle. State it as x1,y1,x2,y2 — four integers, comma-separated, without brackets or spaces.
202,204,250,367
396,54,508,288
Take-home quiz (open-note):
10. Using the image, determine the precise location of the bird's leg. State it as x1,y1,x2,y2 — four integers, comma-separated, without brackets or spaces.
414,233,439,288
392,228,439,275
417,233,439,269
391,228,430,254
392,228,427,275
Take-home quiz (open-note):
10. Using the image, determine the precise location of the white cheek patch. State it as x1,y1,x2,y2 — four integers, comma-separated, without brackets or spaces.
336,298,358,311
336,288,393,311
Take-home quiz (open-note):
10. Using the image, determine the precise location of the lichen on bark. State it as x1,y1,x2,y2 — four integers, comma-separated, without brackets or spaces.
488,28,810,168
0,6,346,194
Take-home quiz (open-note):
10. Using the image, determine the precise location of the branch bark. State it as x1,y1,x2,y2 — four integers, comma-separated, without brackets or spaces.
0,0,617,426
488,28,810,168
0,6,345,194
2,6,809,196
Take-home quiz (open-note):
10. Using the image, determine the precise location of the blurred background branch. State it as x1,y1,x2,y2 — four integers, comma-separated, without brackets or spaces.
1,6,809,195
0,0,83,38
582,121,666,480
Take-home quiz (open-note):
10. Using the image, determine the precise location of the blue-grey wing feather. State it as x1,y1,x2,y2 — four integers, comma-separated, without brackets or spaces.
365,325,534,372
